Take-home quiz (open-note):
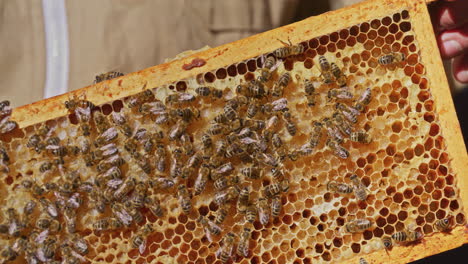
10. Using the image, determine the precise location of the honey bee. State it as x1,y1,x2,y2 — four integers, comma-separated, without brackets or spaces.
0,117,17,134
214,186,240,205
193,165,210,195
272,72,291,97
109,218,123,230
274,38,304,58
378,52,406,65
111,203,133,227
245,204,258,223
214,206,228,225
169,120,188,140
111,112,133,137
133,152,152,174
257,197,271,225
195,86,212,97
145,195,163,217
392,228,423,243
326,139,349,159
236,187,250,213
256,152,279,167
27,134,44,153
327,181,353,194
198,215,222,243
178,184,192,214
323,118,344,144
328,88,353,100
39,197,58,218
271,196,282,218
6,208,23,237
64,207,77,233
96,154,126,173
434,218,452,231
333,112,352,136
213,162,234,177
218,232,236,264
93,111,110,133
350,174,368,201
264,183,282,198
214,175,239,191
317,56,333,84
330,62,347,87
350,131,372,144
244,119,265,131
247,100,259,119
94,127,118,147
359,258,369,264
113,177,136,200
165,92,196,105
201,134,213,150
153,144,167,173
127,88,155,108
92,218,110,231
94,71,124,83
69,234,88,255
335,103,359,123
382,236,393,250
23,200,37,219
131,181,147,209
309,121,323,149
65,95,95,112
345,219,373,233
146,178,173,192
20,179,45,196
354,87,372,112
241,167,262,180
306,93,317,107
0,100,11,115
236,80,266,98
131,224,154,254
177,108,200,123
258,55,279,83
237,227,251,257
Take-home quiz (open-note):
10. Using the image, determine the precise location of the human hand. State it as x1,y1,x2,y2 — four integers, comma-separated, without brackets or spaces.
430,0,468,83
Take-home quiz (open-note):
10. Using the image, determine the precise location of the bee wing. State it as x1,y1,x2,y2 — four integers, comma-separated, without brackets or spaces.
205,227,214,243
36,247,47,262
269,58,282,72
70,249,87,261
178,93,195,102
36,230,49,243
45,144,60,150
75,106,91,119
111,112,125,124
102,127,118,139
358,87,371,103
107,179,123,189
104,154,120,164
271,98,288,111
114,210,133,226
138,239,147,255
266,116,279,129
239,137,257,145
8,221,17,235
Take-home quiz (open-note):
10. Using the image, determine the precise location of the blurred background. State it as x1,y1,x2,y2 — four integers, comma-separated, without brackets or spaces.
0,0,466,262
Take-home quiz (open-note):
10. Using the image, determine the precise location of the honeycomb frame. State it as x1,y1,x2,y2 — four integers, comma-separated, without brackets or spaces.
3,0,468,263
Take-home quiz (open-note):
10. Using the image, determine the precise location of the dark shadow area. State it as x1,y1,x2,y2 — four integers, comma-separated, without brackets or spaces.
453,88,468,150
409,244,468,264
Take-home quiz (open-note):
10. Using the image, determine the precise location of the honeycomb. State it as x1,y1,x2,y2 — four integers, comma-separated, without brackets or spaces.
1,1,467,264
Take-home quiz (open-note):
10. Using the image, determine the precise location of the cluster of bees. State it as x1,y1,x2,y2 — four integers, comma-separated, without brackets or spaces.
0,38,453,264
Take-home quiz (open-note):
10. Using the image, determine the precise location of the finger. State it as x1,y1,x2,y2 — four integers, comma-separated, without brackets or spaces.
453,53,468,83
430,0,468,33
437,24,468,59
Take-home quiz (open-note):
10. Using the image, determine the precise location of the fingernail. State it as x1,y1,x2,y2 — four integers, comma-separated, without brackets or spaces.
443,40,462,56
456,70,468,83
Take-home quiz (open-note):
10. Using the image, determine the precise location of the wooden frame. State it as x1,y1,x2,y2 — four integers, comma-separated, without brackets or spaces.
8,0,467,263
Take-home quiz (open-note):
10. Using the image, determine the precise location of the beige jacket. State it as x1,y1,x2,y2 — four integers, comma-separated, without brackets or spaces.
0,0,361,107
